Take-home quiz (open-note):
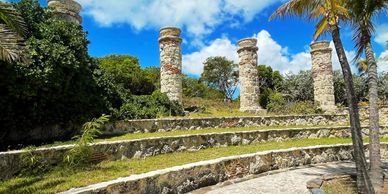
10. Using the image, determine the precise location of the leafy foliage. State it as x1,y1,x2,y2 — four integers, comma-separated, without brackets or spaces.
64,115,110,167
0,0,182,148
20,146,50,176
114,91,184,119
281,70,314,102
98,55,156,95
201,56,239,101
183,75,224,99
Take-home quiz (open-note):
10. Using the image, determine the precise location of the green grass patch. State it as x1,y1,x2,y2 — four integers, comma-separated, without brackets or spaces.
2,138,386,194
41,124,347,148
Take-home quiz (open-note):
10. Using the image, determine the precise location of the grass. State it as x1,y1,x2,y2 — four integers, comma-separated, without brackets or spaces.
39,124,347,148
2,138,386,194
166,97,264,118
322,179,357,194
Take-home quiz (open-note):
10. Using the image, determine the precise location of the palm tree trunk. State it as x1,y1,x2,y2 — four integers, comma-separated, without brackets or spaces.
330,25,374,194
365,40,383,191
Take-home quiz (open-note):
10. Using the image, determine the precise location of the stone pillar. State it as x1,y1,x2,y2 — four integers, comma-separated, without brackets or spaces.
159,27,183,104
238,38,265,114
47,0,82,24
310,41,336,112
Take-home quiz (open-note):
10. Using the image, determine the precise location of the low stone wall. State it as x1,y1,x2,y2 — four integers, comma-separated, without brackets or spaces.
101,114,348,136
2,126,387,181
61,144,388,194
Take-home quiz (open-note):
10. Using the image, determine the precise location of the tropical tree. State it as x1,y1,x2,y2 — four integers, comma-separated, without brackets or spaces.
270,1,373,193
347,0,388,191
0,2,27,63
201,56,239,101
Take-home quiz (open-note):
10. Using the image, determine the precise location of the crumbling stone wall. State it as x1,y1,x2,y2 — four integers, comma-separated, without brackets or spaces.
238,38,265,113
47,0,82,24
310,41,336,112
159,27,183,104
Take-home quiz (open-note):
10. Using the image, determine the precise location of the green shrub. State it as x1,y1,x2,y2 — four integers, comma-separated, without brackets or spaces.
64,115,110,167
259,88,273,109
20,146,50,176
114,91,184,119
285,101,322,115
267,92,286,112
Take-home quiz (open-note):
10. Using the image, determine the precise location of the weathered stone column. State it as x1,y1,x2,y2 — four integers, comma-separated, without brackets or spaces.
310,41,336,112
238,38,265,113
159,27,183,104
47,0,82,24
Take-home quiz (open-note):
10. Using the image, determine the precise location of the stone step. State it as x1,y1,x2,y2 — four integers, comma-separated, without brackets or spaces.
59,144,388,194
1,125,387,181
101,114,348,136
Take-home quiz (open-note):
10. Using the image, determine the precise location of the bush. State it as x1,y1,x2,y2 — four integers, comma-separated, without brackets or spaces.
267,92,286,112
0,1,106,147
259,88,273,109
114,91,184,119
64,115,110,167
281,71,314,102
98,55,156,95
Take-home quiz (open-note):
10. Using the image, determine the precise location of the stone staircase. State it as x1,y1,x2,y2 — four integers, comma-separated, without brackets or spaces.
1,111,388,193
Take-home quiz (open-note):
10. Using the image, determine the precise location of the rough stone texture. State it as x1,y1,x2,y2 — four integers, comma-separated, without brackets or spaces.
3,125,388,181
47,0,82,24
237,38,265,114
101,114,348,136
310,41,336,112
159,27,183,104
60,144,388,194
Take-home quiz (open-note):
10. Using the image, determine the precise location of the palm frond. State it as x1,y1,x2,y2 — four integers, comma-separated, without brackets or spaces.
0,24,27,63
269,0,321,21
0,2,27,37
356,58,368,75
314,17,329,40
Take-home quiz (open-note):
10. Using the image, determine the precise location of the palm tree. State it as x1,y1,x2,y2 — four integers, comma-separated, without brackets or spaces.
0,2,27,63
347,0,388,191
270,1,373,193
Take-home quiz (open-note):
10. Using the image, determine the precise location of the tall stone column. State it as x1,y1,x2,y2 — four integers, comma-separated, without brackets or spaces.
47,0,82,24
159,27,183,104
238,38,265,113
310,41,336,112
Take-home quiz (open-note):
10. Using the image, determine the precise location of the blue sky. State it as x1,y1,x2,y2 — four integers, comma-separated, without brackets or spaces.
14,0,388,76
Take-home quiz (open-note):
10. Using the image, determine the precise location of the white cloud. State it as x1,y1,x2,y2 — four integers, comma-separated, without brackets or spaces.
329,42,357,73
182,38,237,76
182,30,360,76
254,30,311,74
375,24,388,47
78,0,281,37
378,50,388,72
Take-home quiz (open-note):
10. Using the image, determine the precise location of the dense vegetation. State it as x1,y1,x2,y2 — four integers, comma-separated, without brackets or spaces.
0,0,183,148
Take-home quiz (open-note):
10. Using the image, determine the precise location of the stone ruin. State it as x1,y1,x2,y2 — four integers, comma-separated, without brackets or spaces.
157,28,338,113
159,27,183,104
237,38,265,113
47,0,82,24
310,41,336,112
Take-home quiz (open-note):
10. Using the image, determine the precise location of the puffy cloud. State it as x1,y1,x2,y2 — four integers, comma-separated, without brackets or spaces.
78,0,281,36
375,24,388,47
182,30,359,76
378,50,388,73
182,38,237,76
254,30,311,74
